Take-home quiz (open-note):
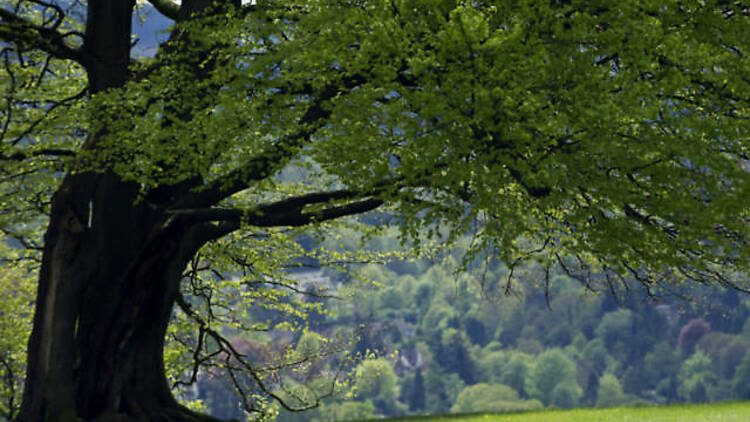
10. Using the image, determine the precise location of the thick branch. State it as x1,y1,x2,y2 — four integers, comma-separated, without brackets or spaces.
147,0,180,20
170,196,384,229
178,133,314,209
175,76,366,209
257,197,385,226
248,189,366,214
0,8,85,63
177,116,327,210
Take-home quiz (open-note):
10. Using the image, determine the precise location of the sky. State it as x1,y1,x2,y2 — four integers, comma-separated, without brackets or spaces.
136,0,255,5
132,6,171,57
132,1,255,56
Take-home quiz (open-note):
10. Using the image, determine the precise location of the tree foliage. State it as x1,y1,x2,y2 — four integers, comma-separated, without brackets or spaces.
526,348,578,406
450,383,542,414
354,358,399,402
0,0,749,421
678,350,715,402
596,373,625,408
0,239,35,420
733,350,750,400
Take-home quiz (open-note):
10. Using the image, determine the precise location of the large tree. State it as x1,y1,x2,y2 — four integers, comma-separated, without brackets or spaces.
1,0,748,421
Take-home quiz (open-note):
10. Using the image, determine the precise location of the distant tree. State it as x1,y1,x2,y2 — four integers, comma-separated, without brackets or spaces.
642,341,682,395
312,401,376,422
596,373,625,408
551,381,583,409
498,307,525,347
678,351,715,402
450,383,541,414
463,316,489,346
581,339,609,378
526,349,579,406
421,301,456,339
655,378,680,404
595,309,633,356
546,325,574,348
476,350,508,384
625,303,668,362
697,333,750,379
621,365,651,397
721,338,750,381
423,369,464,415
437,329,477,384
413,281,434,311
583,371,599,407
517,338,545,355
679,318,711,356
499,352,533,398
732,350,750,400
407,369,425,412
379,287,407,311
354,358,399,408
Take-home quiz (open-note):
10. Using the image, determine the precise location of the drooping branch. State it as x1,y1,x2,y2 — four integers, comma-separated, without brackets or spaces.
173,290,345,415
0,8,85,64
147,0,180,20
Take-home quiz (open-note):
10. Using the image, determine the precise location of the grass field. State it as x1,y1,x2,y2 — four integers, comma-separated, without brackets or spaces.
374,402,750,422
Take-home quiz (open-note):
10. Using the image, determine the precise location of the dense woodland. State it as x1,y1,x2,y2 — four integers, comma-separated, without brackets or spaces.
176,231,750,421
3,226,750,421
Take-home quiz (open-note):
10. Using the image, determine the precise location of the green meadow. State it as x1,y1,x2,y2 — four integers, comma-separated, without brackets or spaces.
374,402,750,422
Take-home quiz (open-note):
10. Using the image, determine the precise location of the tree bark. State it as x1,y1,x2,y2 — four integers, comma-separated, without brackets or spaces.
16,170,224,422
15,2,227,421
13,1,376,420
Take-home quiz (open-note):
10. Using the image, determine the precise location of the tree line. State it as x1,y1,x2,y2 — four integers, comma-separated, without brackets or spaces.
177,231,750,420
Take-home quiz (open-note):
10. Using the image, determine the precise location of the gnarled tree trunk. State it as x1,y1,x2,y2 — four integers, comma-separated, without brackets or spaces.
17,173,221,422
16,2,225,421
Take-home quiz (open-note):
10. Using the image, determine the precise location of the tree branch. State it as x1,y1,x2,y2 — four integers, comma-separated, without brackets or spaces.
0,7,85,64
146,0,180,20
0,148,77,162
169,193,384,229
262,197,385,226
174,190,386,250
177,128,318,209
175,76,366,209
173,290,342,415
3,86,88,146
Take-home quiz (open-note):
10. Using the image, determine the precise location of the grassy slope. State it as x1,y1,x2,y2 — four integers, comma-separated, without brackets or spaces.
373,402,750,422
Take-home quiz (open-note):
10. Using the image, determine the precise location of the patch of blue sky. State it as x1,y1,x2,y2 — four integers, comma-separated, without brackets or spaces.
131,1,257,57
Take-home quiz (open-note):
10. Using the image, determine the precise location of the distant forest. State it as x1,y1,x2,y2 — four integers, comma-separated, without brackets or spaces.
187,230,750,421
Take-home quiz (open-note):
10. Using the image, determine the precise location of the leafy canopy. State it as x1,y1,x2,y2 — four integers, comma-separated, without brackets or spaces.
5,0,748,290
0,0,748,415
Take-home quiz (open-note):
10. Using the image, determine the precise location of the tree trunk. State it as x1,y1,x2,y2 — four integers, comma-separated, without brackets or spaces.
15,1,227,420
16,171,220,422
